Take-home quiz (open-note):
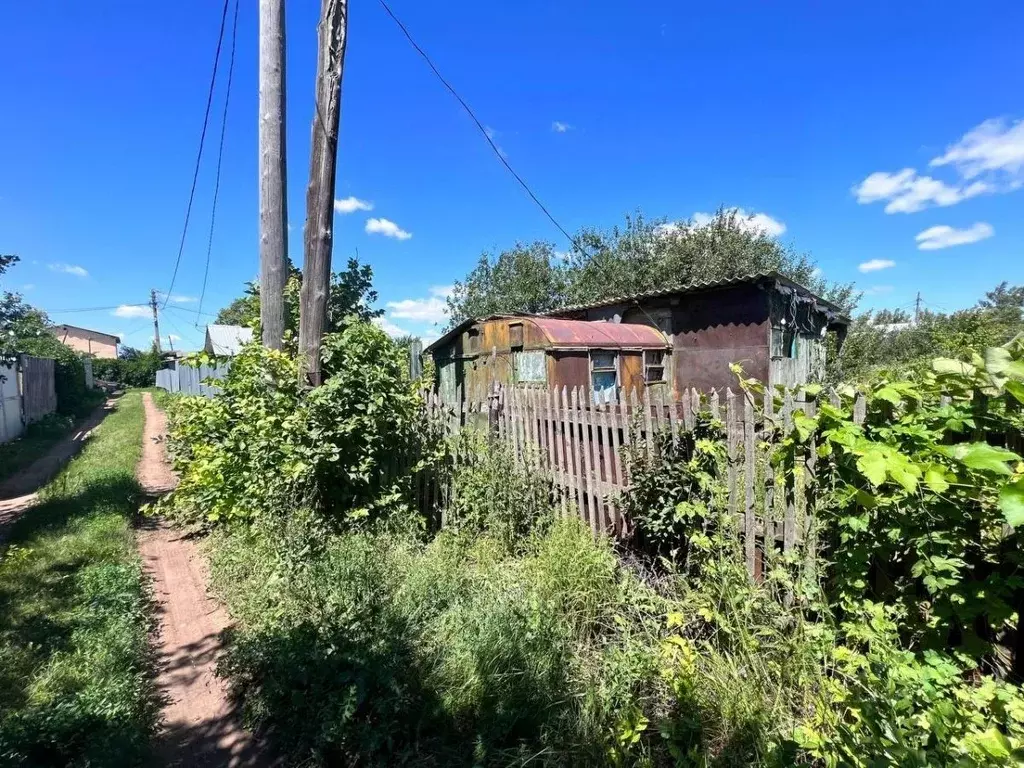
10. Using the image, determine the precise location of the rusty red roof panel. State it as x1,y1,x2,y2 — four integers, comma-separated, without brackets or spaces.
530,318,669,348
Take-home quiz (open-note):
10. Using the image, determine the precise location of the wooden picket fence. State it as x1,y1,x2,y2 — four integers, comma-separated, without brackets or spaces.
418,384,864,577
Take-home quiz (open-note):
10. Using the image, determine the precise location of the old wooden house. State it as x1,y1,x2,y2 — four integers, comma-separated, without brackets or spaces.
427,315,671,404
426,272,847,403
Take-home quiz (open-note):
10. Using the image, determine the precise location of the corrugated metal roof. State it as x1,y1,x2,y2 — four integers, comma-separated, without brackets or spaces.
205,324,253,356
530,317,668,349
543,271,847,319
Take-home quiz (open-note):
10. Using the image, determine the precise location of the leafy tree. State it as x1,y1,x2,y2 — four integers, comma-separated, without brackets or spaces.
446,210,858,327
837,283,1024,381
215,258,383,340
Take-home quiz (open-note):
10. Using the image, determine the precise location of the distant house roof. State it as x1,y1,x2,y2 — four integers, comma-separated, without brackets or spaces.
204,325,253,356
544,271,849,323
51,324,121,344
424,315,670,356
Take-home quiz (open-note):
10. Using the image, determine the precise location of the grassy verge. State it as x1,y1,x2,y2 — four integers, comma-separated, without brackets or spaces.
0,391,157,766
0,413,78,485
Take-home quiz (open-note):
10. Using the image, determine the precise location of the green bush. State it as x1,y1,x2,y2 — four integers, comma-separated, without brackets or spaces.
161,322,426,529
92,351,161,388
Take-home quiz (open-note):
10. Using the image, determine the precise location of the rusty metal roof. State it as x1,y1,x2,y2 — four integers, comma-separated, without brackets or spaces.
530,317,668,349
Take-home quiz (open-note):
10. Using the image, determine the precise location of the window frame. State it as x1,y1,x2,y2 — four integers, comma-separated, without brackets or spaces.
589,350,619,403
513,349,547,384
771,324,797,359
643,349,667,383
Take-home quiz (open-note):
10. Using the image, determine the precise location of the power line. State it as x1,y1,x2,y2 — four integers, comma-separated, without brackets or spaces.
198,0,240,320
377,0,580,251
376,1,667,333
165,304,219,319
48,304,148,314
162,0,232,309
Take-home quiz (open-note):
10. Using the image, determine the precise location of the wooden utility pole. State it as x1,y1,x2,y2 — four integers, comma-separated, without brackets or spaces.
150,289,162,354
258,0,288,350
298,0,349,385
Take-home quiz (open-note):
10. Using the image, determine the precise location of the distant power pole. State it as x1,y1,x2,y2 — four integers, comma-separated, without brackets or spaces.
259,0,288,350
298,0,349,385
914,291,922,324
150,289,162,354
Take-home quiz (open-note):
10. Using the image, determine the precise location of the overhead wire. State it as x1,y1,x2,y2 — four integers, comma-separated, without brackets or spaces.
198,0,240,321
162,0,233,310
376,0,581,252
375,0,666,331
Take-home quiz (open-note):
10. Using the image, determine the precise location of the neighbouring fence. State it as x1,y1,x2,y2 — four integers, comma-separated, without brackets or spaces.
0,363,21,443
156,361,231,397
418,384,847,578
0,356,58,444
21,356,57,423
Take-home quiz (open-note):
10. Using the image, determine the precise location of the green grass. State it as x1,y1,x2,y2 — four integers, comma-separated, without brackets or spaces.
0,391,157,766
0,413,76,485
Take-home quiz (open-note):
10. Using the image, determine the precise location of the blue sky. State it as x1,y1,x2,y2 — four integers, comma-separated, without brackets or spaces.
1,1,1022,351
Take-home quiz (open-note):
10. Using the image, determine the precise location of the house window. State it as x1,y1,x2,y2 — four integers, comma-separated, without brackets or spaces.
467,328,480,353
590,351,618,403
771,325,797,359
644,349,666,382
514,350,546,383
509,322,524,348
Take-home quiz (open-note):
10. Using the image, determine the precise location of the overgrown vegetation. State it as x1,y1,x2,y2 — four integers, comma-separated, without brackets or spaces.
0,392,157,766
160,321,424,529
91,347,162,388
159,300,1024,765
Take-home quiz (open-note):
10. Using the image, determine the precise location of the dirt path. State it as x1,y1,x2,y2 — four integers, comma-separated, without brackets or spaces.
137,393,269,767
0,399,113,537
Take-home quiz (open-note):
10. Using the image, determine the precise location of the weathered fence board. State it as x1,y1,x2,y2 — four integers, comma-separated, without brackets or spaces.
0,363,22,444
20,355,57,423
419,380,993,578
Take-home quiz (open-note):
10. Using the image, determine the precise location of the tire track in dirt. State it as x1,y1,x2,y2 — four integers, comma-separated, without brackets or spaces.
137,392,271,767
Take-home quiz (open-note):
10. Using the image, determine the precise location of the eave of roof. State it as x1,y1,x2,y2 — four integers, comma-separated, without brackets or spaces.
51,324,121,343
544,271,850,323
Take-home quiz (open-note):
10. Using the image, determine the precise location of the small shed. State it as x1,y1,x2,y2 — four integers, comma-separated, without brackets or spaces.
204,324,253,357
425,315,670,404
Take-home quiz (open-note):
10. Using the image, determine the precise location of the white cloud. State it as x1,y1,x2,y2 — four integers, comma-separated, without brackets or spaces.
48,263,89,278
858,258,896,273
386,285,452,325
166,334,181,342
373,317,411,338
852,170,988,213
21,283,35,291
930,118,1024,181
365,217,412,240
692,208,786,237
334,196,373,214
854,117,1024,215
863,285,894,296
915,222,994,251
112,304,150,318
552,121,572,133
162,293,196,303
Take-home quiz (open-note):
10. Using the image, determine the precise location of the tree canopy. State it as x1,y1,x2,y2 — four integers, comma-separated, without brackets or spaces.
215,258,383,340
446,210,858,327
